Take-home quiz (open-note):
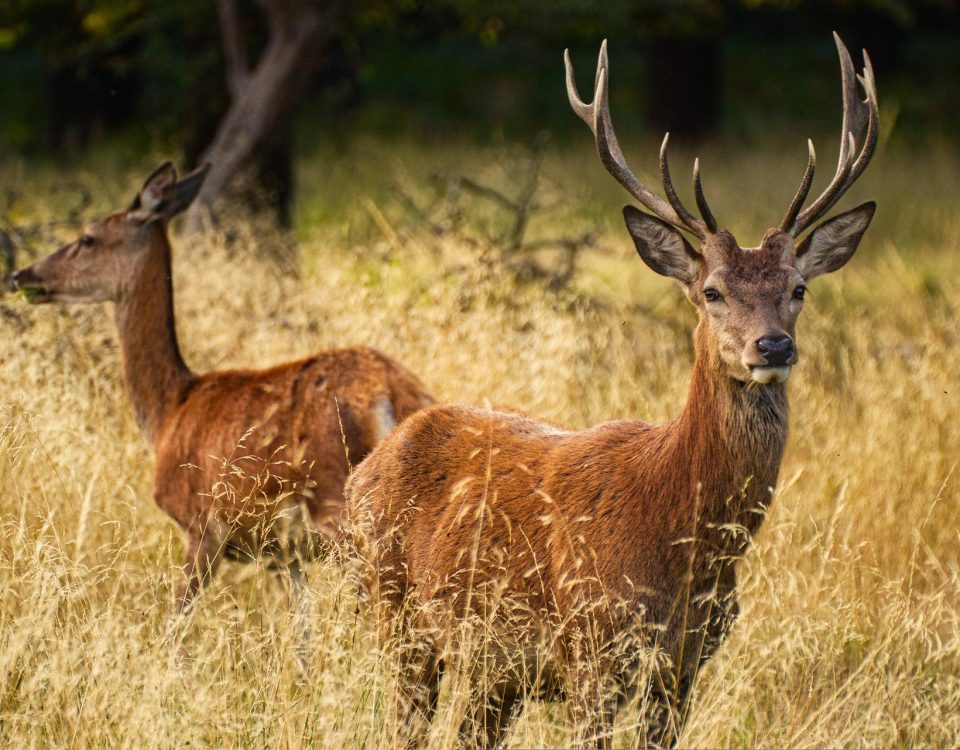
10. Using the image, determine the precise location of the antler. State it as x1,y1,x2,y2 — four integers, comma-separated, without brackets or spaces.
565,40,717,240
780,32,879,235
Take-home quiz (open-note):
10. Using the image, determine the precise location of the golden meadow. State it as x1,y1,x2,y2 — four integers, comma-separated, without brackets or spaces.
0,134,958,747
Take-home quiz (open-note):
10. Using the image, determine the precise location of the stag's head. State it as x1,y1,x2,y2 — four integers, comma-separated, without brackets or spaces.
566,33,878,385
13,162,209,305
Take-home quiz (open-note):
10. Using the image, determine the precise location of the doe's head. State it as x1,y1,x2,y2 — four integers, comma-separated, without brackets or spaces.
13,162,209,305
566,34,878,385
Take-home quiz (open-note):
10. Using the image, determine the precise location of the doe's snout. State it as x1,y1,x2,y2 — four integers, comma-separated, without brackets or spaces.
12,267,38,289
756,334,796,366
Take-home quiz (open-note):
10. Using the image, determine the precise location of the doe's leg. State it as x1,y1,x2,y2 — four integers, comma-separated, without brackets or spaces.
175,528,225,615
286,559,314,679
165,523,227,662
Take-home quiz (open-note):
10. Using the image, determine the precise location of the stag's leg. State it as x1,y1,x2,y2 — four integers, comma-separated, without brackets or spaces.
563,636,617,749
641,670,693,750
385,628,440,750
366,557,440,749
355,503,441,748
642,587,738,747
567,684,617,749
458,682,522,750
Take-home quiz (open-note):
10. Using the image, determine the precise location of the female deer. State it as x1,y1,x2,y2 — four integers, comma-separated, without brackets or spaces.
13,163,433,618
346,33,877,748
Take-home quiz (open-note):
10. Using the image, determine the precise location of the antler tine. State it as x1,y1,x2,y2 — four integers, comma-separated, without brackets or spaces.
565,41,708,239
779,139,817,231
791,33,880,235
791,133,857,236
658,133,701,233
692,157,719,234
836,33,862,167
849,48,879,184
564,45,595,125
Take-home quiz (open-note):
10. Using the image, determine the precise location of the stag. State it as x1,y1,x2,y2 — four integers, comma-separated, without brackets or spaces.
345,33,878,748
13,163,433,628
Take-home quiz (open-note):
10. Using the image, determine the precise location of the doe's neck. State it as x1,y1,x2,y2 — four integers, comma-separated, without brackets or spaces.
113,223,194,447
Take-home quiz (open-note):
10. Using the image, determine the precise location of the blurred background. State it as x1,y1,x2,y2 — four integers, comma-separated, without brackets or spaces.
1,0,958,247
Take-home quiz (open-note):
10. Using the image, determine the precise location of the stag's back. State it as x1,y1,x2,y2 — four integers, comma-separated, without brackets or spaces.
346,403,693,641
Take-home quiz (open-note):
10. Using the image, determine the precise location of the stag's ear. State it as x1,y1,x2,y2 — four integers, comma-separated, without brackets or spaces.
795,202,875,279
129,162,210,223
623,205,700,284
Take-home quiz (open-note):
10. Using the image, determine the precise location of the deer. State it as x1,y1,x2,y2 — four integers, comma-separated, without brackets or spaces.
12,162,434,636
345,32,878,749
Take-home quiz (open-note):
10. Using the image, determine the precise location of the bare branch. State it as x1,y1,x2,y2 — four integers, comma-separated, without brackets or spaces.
458,178,521,214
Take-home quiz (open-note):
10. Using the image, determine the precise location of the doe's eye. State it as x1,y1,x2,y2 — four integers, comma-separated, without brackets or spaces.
79,234,94,247
703,288,722,302
793,285,806,301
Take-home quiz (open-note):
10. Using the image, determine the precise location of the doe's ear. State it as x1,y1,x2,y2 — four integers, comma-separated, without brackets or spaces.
129,162,211,223
795,201,875,279
134,161,177,214
161,163,211,219
623,205,700,284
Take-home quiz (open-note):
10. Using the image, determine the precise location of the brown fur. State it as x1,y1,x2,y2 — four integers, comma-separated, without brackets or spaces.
13,164,434,612
345,212,874,747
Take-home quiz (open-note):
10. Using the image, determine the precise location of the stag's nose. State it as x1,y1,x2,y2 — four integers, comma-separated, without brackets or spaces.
756,335,796,366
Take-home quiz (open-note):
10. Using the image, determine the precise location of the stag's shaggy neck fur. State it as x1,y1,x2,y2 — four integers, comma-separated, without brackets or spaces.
672,321,789,545
113,223,194,446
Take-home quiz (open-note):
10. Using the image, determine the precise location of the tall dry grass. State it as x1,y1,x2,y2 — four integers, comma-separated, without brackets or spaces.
0,137,958,748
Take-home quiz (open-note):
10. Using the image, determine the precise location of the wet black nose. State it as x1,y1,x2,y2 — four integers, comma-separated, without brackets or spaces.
756,335,795,366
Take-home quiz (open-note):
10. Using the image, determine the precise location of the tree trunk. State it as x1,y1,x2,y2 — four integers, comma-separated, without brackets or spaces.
184,0,342,234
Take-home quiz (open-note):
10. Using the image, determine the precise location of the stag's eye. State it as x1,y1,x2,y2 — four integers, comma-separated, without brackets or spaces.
703,288,722,302
79,234,95,248
793,285,806,301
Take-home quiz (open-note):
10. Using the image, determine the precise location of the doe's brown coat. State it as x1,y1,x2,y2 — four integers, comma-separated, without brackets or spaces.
13,162,434,611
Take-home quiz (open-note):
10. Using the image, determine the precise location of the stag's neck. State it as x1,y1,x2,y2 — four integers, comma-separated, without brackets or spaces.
670,325,789,548
113,224,194,448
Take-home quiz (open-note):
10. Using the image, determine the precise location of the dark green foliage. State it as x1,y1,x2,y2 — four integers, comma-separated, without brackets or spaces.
0,0,958,156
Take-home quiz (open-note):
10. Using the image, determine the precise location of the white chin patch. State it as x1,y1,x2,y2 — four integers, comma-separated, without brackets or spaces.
750,366,791,384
